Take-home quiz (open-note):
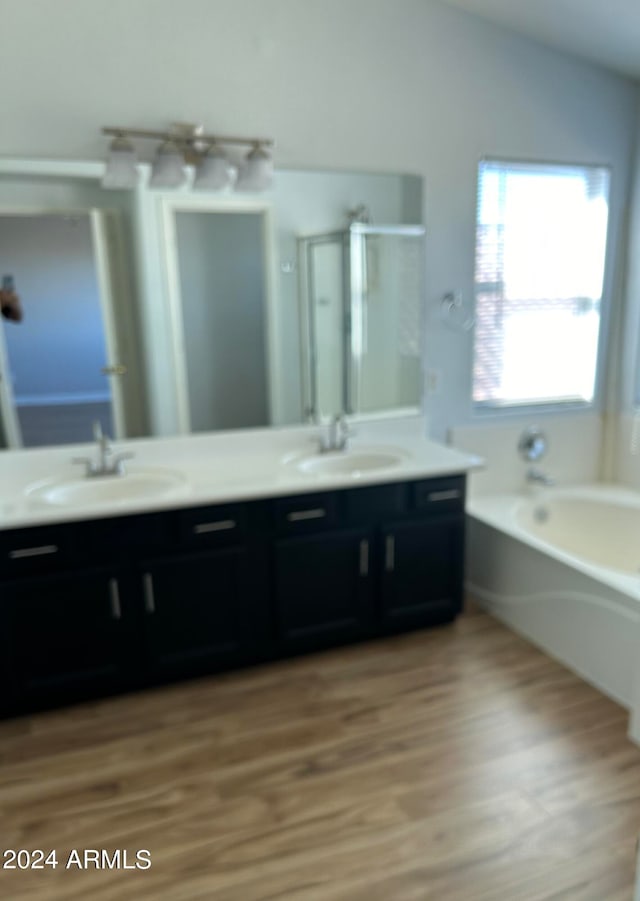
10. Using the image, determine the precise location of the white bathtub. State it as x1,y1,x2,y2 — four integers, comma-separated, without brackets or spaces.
466,483,640,740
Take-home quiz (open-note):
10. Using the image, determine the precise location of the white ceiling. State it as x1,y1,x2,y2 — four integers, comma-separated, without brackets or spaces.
440,0,640,81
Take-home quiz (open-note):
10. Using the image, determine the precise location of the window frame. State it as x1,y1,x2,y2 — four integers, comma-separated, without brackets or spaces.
471,156,614,418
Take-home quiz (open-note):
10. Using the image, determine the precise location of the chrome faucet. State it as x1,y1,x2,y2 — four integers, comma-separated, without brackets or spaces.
526,466,555,487
319,414,350,453
73,421,134,477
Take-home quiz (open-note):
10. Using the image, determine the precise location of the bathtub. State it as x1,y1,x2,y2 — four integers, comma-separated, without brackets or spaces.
466,483,640,740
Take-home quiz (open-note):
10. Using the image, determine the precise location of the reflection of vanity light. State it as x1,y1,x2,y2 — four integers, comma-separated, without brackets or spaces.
193,144,237,191
102,135,139,189
149,141,187,189
235,144,274,192
101,123,273,193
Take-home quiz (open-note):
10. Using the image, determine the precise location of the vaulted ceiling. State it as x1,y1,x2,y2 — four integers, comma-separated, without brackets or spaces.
440,0,640,80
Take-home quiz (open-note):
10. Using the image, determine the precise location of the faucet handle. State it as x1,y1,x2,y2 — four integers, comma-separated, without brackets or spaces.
72,456,95,477
335,413,355,448
111,452,134,475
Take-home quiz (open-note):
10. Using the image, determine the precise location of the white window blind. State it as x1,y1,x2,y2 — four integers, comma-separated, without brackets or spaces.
473,160,610,408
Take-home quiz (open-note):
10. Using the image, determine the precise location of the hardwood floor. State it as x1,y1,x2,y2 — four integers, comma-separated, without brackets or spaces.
0,601,639,900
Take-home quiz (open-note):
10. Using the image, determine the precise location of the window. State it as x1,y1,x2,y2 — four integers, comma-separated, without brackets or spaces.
473,160,610,408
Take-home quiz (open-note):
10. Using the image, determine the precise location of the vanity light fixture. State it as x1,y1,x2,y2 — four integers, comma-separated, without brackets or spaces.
193,142,237,191
101,124,274,192
235,143,274,192
148,140,187,189
102,134,139,189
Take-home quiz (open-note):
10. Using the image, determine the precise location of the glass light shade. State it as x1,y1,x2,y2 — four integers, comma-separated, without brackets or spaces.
149,141,187,189
193,145,235,191
102,136,139,190
235,144,273,192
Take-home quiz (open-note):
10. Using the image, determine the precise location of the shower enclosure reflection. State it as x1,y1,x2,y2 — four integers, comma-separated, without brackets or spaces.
299,223,426,421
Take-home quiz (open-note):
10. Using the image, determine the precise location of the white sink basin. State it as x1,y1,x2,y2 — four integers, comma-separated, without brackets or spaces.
26,468,187,508
292,448,408,478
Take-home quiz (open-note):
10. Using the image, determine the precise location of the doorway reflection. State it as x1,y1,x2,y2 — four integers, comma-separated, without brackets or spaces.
0,213,117,447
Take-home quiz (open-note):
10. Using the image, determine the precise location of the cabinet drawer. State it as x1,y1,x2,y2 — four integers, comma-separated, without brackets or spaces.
179,503,247,548
412,476,465,514
78,513,172,560
344,483,407,525
0,525,72,578
274,493,338,535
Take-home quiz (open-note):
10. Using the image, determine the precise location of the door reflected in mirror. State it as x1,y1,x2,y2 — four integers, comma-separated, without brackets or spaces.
0,212,123,448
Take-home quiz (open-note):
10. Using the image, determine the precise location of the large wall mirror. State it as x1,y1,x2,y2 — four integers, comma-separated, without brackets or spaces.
0,161,424,450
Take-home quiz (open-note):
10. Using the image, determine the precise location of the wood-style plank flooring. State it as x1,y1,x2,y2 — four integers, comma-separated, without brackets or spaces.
1,602,639,900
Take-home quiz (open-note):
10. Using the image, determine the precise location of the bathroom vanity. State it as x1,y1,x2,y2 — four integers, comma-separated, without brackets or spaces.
0,424,481,716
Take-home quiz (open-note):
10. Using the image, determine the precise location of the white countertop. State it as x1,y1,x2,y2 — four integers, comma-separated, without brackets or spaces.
0,419,483,531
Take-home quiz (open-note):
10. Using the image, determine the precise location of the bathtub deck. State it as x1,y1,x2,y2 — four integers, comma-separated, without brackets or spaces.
0,600,639,900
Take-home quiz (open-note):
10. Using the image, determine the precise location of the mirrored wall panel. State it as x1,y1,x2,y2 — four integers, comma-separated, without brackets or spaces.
0,165,424,449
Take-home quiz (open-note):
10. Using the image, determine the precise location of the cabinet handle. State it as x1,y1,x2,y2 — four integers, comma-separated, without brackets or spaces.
287,508,326,522
109,578,121,620
143,572,156,614
427,489,462,503
8,544,58,560
193,519,236,534
359,539,369,577
385,535,395,573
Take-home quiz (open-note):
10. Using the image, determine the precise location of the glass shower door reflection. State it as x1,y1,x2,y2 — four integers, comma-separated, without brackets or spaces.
349,225,425,415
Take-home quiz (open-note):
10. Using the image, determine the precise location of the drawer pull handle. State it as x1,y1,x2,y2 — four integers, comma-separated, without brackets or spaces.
193,519,236,534
287,508,326,522
427,489,462,503
385,535,395,573
109,578,121,620
8,544,58,560
359,540,369,577
143,573,156,614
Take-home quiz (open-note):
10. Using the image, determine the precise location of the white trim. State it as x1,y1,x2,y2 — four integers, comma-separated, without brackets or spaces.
262,205,281,424
157,194,277,432
157,197,191,434
90,210,125,439
0,158,104,179
0,320,22,447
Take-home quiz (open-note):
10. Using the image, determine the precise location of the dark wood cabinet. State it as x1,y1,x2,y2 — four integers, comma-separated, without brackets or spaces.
274,527,373,652
2,566,134,711
379,515,464,631
139,545,270,678
0,474,466,715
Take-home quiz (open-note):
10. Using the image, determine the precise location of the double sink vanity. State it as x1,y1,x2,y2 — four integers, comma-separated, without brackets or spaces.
0,419,481,716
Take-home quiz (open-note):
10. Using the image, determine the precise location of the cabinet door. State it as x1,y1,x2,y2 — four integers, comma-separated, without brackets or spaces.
139,546,270,678
274,528,373,652
380,516,464,631
3,568,131,710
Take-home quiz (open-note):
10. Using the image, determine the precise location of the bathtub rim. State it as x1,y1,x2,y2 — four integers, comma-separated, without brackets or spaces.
466,482,640,603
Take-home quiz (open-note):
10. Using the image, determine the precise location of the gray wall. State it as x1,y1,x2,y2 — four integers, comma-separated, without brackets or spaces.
0,0,637,441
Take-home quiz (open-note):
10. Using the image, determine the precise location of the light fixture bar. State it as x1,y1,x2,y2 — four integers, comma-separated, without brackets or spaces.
102,126,273,148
